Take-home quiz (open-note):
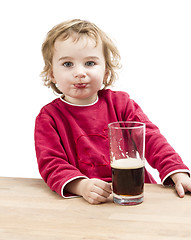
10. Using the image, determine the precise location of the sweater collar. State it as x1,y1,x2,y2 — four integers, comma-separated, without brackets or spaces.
60,95,99,107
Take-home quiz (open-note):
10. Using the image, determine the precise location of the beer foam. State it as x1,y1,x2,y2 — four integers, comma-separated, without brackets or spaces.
111,158,144,169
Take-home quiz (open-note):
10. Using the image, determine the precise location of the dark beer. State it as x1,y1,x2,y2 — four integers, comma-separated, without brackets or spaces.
111,158,144,196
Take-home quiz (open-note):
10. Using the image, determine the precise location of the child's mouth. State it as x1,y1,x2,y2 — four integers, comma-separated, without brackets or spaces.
74,83,87,89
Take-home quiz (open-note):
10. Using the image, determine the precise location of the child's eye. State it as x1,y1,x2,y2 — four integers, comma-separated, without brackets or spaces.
85,61,95,66
63,62,73,67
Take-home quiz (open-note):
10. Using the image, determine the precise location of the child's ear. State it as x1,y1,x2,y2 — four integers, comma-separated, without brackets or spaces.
49,70,56,83
103,69,109,81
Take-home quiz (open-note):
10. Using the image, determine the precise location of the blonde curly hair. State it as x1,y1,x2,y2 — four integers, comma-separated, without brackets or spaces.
41,19,121,94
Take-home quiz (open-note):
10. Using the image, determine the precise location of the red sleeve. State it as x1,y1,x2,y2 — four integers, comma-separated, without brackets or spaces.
122,95,190,184
34,110,86,197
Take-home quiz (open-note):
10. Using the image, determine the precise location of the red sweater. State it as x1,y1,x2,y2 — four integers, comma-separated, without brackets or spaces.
35,89,189,197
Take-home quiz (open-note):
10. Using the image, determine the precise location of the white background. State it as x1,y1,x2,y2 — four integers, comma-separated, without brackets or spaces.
0,0,190,183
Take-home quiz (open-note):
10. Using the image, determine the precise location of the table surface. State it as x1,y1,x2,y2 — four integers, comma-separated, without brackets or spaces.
0,177,191,240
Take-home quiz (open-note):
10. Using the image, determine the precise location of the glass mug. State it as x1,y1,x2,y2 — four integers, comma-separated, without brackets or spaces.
108,121,145,205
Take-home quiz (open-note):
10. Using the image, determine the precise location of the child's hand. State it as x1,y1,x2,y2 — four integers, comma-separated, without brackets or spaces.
170,172,191,198
65,178,112,204
79,178,112,204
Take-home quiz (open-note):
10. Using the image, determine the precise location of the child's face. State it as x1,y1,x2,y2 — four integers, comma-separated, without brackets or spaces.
51,35,108,105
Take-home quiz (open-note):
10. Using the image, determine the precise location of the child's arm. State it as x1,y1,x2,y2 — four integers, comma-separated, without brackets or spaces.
65,178,112,204
170,172,191,197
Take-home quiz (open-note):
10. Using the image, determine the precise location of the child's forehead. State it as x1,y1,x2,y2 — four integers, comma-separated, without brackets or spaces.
55,33,101,49
53,35,105,60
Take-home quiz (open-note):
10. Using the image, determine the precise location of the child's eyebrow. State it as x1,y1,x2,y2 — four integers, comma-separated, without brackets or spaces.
58,56,72,61
85,56,100,60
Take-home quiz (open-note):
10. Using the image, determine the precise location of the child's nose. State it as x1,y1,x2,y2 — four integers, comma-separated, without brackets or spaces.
73,66,86,79
74,72,86,79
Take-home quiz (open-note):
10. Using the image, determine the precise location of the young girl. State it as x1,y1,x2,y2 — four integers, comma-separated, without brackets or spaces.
35,19,191,204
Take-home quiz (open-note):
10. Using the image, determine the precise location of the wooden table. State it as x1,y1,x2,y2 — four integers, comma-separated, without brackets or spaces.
0,177,191,240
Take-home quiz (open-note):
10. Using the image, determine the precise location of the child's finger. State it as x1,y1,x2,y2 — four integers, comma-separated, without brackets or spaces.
103,182,112,194
175,183,185,198
93,184,111,198
93,179,112,194
89,191,108,204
